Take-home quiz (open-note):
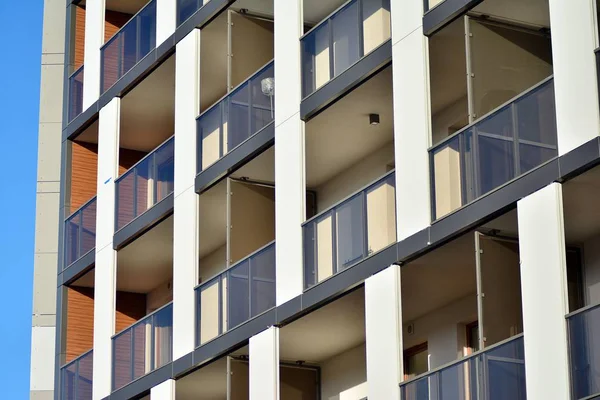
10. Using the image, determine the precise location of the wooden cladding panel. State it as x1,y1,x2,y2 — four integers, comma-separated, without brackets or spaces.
115,291,147,333
105,11,133,43
66,286,95,363
70,141,99,214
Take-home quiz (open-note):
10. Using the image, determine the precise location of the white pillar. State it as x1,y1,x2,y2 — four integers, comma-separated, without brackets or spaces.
249,327,279,400
151,379,175,399
365,265,403,400
172,29,201,360
517,182,571,399
156,0,176,46
274,0,305,305
92,97,121,400
549,0,600,155
390,0,431,238
83,0,105,108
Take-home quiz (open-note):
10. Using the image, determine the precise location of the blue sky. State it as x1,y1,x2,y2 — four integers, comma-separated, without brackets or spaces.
0,0,43,397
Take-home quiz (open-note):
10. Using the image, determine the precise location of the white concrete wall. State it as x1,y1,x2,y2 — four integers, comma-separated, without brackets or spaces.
83,0,105,108
517,183,571,399
403,294,477,369
249,327,279,400
391,0,432,240
274,0,305,305
549,0,600,155
173,29,201,360
315,143,394,212
365,265,402,399
151,379,175,400
156,0,176,46
93,97,121,400
321,344,368,400
583,234,600,305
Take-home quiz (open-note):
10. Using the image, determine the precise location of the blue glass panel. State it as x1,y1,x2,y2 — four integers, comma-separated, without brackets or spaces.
228,261,250,330
250,245,276,317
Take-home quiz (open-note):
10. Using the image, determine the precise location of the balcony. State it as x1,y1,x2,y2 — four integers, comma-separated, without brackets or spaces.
399,335,526,400
197,61,275,172
177,0,203,26
61,349,93,400
195,241,275,346
301,0,391,98
303,171,396,289
115,136,174,231
430,77,557,220
64,197,97,269
112,302,173,391
68,66,84,123
568,304,600,399
101,0,157,94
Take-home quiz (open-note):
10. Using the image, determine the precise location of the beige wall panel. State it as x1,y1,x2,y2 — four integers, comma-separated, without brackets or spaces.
433,145,462,218
230,13,274,88
366,180,396,253
229,181,275,264
200,12,229,111
280,365,318,400
317,215,334,283
362,1,391,54
321,344,367,400
199,282,220,345
230,359,250,400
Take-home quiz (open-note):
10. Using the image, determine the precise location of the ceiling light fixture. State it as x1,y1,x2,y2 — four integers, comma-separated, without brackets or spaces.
369,113,380,126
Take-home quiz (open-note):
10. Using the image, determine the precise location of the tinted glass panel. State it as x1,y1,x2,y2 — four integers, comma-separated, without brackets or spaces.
568,305,600,399
332,1,360,76
228,261,250,329
336,194,365,270
250,245,276,317
226,83,250,152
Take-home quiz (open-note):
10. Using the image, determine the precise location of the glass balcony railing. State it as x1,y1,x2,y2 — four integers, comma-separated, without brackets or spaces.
64,197,97,269
197,61,275,172
61,350,93,400
568,303,600,399
115,137,174,231
101,0,157,93
431,77,557,220
195,241,276,346
400,335,526,400
177,0,205,26
112,302,173,391
68,66,84,123
303,171,396,289
301,0,391,98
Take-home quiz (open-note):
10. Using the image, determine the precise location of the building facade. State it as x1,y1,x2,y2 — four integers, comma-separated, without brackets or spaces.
30,0,600,399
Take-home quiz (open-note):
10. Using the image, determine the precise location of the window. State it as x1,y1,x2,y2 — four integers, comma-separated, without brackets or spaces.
466,321,479,354
404,342,428,379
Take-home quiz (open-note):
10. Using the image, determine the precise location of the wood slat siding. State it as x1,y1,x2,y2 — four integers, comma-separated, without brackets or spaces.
70,141,147,214
66,286,147,364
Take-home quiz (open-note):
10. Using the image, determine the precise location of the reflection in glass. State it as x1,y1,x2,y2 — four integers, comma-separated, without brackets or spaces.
568,305,600,399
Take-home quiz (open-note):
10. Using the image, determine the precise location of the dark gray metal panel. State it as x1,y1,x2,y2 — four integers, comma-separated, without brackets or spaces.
193,308,277,366
430,159,560,245
396,227,431,263
300,40,392,121
174,0,235,43
423,0,484,36
62,250,95,285
109,363,171,400
195,123,275,194
157,34,176,60
558,137,600,181
172,352,194,377
113,193,174,250
300,244,398,313
64,103,100,142
275,295,302,325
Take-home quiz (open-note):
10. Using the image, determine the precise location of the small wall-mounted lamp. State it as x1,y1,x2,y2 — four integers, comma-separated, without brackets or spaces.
369,113,380,126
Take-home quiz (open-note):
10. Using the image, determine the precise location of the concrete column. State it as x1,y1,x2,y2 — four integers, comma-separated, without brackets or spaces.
172,29,201,360
249,327,280,400
92,97,121,400
549,0,600,155
151,379,176,399
365,265,403,400
390,0,432,239
274,0,305,305
517,182,571,399
157,0,176,46
83,0,105,108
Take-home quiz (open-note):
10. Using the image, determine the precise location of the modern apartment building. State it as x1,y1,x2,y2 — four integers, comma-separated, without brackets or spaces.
30,0,600,398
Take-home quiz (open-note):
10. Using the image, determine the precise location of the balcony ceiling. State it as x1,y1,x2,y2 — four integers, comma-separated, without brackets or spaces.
233,0,274,18
305,66,394,188
563,165,600,244
280,287,365,363
472,0,550,29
